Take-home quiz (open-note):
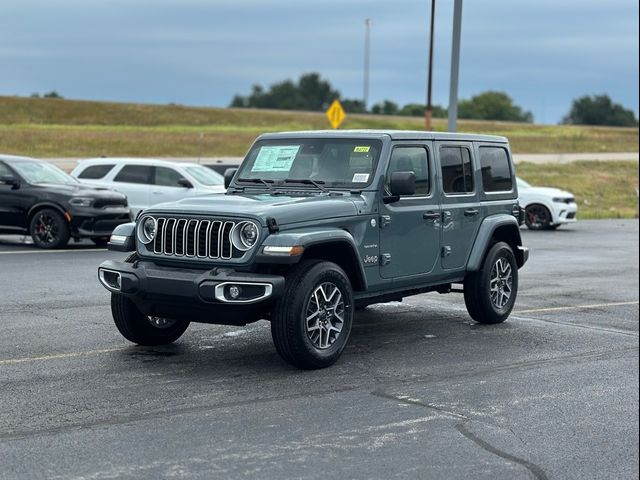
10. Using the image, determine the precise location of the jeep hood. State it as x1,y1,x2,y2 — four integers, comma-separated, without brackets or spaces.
147,193,360,226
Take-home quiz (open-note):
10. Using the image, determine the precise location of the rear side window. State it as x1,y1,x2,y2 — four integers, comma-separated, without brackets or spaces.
113,165,153,184
77,164,115,179
386,146,430,196
440,146,474,194
479,147,513,192
154,167,184,187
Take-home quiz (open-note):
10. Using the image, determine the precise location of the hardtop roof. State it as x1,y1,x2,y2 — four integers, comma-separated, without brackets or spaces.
257,129,508,143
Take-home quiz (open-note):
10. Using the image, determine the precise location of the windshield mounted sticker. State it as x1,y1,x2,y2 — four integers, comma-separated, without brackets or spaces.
251,146,300,172
354,146,370,153
352,173,370,183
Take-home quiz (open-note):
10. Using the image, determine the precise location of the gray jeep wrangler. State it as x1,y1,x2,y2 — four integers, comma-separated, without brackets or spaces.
99,130,528,369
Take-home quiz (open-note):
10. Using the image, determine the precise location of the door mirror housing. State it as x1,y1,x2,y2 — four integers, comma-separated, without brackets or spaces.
177,178,193,188
384,171,415,203
224,168,238,189
0,174,19,189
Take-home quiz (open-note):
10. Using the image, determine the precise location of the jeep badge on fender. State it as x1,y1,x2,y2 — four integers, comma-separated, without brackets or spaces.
98,130,529,369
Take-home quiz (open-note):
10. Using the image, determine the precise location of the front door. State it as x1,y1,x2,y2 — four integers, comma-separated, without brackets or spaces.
436,142,482,270
0,162,29,231
379,144,441,279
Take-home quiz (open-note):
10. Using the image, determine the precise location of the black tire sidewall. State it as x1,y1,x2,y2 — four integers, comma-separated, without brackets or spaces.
276,261,354,368
29,208,70,249
525,204,551,231
479,242,518,322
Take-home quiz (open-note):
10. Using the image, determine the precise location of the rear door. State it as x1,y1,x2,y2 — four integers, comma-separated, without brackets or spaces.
378,143,441,279
111,164,153,216
436,142,481,271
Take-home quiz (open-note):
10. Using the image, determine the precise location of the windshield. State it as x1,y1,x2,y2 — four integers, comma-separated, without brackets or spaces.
236,138,383,188
185,165,224,186
12,161,77,185
516,177,531,189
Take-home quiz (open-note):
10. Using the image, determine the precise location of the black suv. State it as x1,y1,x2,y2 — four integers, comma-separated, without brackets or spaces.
0,154,131,248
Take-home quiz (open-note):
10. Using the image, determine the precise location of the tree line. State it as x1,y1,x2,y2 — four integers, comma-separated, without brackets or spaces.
230,72,638,127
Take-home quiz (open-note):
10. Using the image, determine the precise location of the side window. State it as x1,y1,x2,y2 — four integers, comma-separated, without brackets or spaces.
440,146,474,194
479,146,513,192
77,164,115,179
113,165,153,184
386,147,430,196
0,162,12,177
154,167,184,187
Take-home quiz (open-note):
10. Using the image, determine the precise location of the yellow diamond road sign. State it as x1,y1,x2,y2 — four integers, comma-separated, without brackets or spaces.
326,100,346,129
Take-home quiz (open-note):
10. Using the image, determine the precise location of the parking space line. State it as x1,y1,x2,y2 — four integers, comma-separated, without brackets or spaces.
516,301,639,314
0,248,105,255
0,347,124,366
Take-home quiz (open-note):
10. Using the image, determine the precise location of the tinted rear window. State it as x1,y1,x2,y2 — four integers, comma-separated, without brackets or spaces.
113,165,153,184
78,164,115,179
479,147,513,192
440,146,474,194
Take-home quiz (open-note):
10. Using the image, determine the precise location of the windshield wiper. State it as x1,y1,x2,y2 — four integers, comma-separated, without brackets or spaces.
237,178,274,190
284,178,327,191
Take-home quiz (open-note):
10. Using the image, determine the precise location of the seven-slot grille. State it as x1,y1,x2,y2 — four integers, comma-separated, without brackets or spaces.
152,217,236,259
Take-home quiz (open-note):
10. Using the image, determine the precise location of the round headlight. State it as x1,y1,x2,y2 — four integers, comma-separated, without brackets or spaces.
232,221,260,251
138,216,157,244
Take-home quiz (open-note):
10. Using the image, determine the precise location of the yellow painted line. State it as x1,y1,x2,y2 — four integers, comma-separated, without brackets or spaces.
0,248,105,255
0,347,124,366
516,301,639,314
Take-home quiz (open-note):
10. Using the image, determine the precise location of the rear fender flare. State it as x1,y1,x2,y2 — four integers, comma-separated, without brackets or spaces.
466,215,523,271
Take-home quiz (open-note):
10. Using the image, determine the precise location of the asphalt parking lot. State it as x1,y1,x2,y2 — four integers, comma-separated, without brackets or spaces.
0,219,638,480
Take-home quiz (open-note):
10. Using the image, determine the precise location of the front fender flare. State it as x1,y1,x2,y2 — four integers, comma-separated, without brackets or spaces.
256,227,367,290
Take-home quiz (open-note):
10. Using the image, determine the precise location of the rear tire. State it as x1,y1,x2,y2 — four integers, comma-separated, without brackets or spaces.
29,208,70,249
464,242,518,324
271,260,353,369
110,252,189,345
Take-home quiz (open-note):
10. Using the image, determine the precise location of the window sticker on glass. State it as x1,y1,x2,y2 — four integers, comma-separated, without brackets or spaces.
352,173,370,183
251,146,300,172
354,146,370,153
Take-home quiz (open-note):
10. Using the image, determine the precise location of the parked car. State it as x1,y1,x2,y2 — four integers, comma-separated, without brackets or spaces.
98,130,528,369
517,177,577,230
71,159,226,217
0,154,130,248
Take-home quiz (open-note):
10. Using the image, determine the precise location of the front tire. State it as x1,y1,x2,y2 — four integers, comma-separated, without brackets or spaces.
29,209,70,249
110,253,189,345
464,242,518,324
525,204,552,230
271,260,354,369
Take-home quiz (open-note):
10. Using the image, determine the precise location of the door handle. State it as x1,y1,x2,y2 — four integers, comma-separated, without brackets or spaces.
464,208,480,216
423,211,441,220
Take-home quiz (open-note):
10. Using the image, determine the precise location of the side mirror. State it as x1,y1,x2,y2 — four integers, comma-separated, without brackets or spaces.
385,171,416,204
177,178,193,188
0,174,19,189
224,168,237,189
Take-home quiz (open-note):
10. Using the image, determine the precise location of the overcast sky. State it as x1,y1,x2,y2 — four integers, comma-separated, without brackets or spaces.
1,0,638,124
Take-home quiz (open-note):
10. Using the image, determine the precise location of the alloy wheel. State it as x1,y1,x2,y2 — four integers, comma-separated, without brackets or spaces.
305,282,345,349
490,257,513,309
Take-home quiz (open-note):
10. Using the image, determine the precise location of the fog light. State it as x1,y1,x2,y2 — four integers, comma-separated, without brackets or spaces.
228,285,241,299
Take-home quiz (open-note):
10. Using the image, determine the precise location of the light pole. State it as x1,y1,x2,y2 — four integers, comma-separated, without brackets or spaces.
363,18,372,111
447,0,463,132
425,0,436,130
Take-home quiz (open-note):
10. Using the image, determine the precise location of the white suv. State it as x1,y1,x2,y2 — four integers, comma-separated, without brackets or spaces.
517,177,578,230
71,158,226,217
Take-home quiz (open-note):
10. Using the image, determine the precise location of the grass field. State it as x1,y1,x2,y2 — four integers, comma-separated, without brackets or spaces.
1,96,638,157
517,161,639,219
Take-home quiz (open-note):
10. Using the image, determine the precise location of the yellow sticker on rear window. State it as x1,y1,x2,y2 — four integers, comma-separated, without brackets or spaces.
354,146,370,153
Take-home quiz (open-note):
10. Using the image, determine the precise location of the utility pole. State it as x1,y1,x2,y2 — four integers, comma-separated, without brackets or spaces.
447,0,463,132
425,0,436,131
363,18,372,111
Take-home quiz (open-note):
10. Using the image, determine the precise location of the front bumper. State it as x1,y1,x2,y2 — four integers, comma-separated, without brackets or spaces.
98,259,285,325
70,207,131,237
551,202,578,225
